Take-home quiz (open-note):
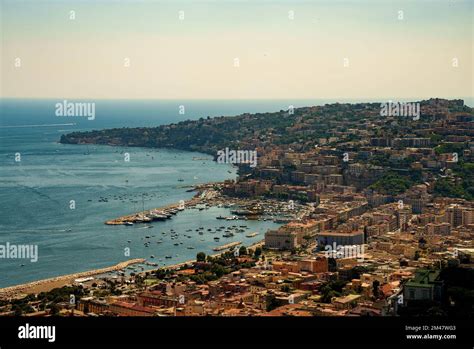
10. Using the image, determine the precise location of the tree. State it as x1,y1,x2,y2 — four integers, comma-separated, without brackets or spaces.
49,304,60,316
13,305,23,316
372,280,380,299
239,246,247,256
254,247,262,258
196,252,206,262
414,250,421,261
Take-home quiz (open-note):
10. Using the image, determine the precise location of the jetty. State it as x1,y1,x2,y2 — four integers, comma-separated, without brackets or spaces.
105,197,200,225
213,241,241,252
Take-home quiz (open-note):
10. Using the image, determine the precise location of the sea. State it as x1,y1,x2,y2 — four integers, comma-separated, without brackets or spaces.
0,98,472,288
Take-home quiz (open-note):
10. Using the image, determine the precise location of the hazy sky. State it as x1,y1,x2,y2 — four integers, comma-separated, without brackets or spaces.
1,0,473,99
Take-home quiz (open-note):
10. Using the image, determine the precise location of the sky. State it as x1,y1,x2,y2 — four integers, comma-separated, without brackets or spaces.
1,0,473,100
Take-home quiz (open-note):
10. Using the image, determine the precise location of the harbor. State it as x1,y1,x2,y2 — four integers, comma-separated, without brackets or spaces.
105,202,189,225
104,183,306,226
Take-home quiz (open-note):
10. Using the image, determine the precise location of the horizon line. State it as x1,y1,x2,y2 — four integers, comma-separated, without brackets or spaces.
1,96,473,102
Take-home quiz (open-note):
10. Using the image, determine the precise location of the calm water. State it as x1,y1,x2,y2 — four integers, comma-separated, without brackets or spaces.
0,99,302,288
0,98,472,288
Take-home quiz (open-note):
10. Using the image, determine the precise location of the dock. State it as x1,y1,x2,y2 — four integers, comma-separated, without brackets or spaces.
213,241,242,252
105,197,200,225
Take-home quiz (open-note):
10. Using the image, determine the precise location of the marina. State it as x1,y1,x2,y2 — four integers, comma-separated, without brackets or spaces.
105,199,193,225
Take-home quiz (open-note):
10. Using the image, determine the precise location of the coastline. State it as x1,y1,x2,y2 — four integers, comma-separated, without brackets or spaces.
0,238,265,300
0,258,145,300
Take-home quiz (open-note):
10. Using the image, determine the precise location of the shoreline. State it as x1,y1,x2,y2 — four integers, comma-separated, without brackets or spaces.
0,238,266,300
0,258,145,300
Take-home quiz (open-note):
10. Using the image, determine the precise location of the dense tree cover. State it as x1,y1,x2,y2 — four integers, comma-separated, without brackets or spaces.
320,280,347,303
369,173,413,195
434,162,474,200
187,247,255,284
7,285,86,315
434,142,466,155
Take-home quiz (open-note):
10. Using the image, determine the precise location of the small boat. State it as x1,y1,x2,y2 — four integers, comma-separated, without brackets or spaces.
214,237,220,241
149,213,168,221
246,232,259,238
165,255,172,259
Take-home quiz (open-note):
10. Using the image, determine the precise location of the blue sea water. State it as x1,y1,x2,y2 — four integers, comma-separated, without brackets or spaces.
0,99,307,288
0,98,472,288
